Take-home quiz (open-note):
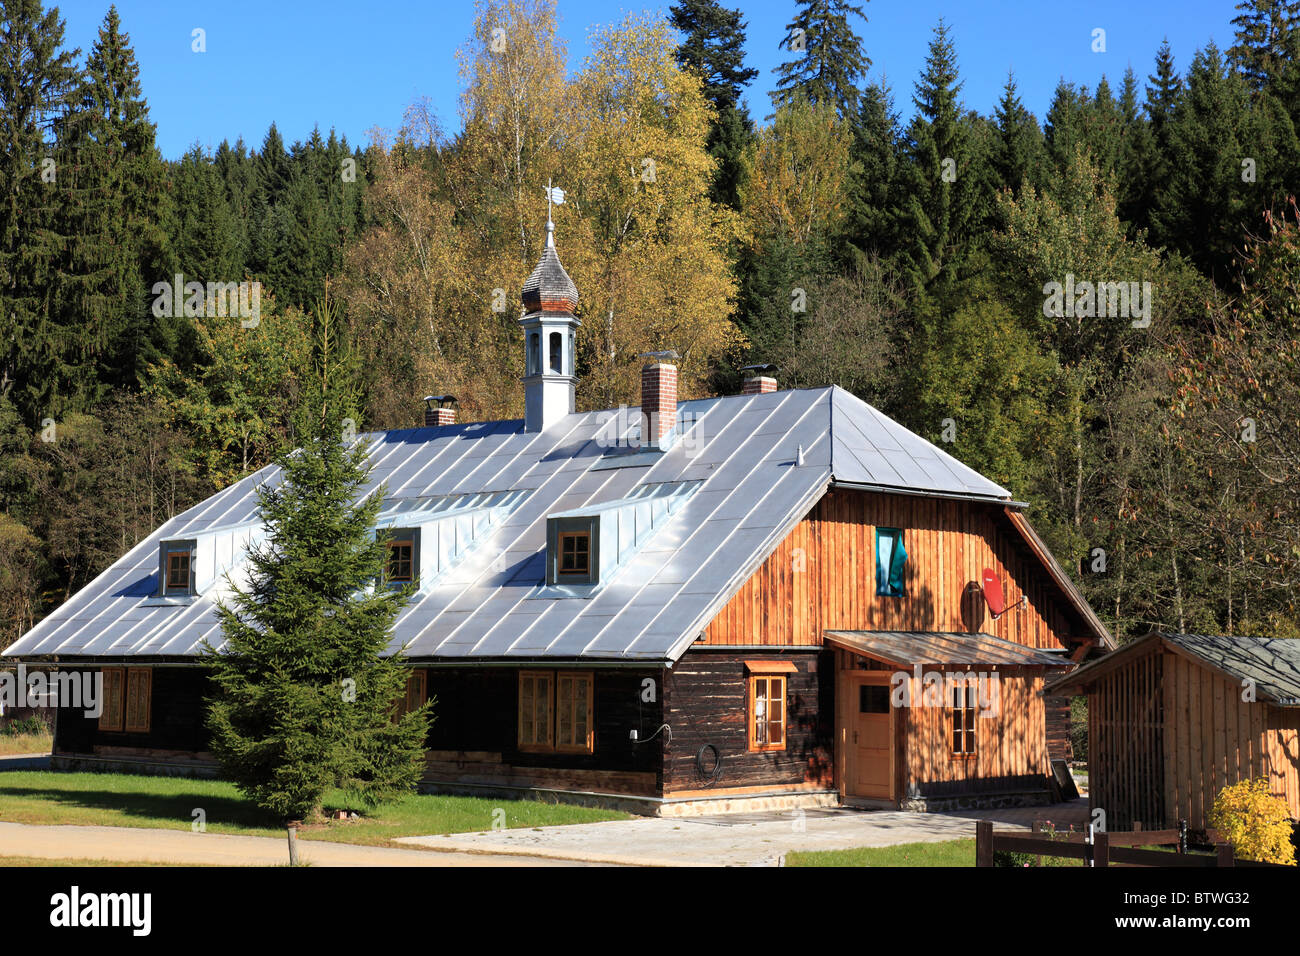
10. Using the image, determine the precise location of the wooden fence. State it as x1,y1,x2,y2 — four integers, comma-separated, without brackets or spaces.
975,819,1280,867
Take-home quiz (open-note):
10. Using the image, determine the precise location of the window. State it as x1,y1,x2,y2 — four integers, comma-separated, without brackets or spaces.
98,667,150,733
748,675,786,752
98,668,124,731
125,668,151,733
392,670,427,721
518,671,554,751
546,516,599,585
384,529,418,586
158,540,196,597
950,681,978,757
875,527,907,597
549,331,562,373
558,532,590,578
518,670,595,754
556,672,594,753
528,332,540,375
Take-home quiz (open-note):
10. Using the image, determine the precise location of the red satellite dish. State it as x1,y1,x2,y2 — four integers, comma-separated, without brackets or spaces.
981,568,1006,617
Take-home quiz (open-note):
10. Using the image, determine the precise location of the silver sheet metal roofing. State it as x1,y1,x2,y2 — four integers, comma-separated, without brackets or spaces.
824,630,1074,668
4,386,1013,663
1050,632,1300,705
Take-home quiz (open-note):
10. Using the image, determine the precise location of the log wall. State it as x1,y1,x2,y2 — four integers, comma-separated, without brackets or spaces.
420,666,662,797
661,648,833,795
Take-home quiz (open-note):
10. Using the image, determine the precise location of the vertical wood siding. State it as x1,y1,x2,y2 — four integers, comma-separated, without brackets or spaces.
701,489,1077,649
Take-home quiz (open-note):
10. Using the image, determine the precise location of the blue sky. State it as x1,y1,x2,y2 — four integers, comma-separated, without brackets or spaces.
54,0,1237,159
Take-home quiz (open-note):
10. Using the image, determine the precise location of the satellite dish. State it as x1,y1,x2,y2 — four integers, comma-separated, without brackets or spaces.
981,568,1006,617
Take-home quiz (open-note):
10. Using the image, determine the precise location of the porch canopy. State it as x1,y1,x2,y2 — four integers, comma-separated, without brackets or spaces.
823,630,1075,669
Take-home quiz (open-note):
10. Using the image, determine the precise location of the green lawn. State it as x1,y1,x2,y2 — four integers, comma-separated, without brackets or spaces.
0,770,629,847
787,839,976,867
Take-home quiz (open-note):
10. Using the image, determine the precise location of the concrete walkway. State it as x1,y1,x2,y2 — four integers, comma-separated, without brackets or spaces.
396,800,1092,867
0,821,595,867
0,753,51,771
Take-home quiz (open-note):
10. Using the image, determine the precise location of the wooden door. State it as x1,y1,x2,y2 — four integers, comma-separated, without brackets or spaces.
848,675,893,800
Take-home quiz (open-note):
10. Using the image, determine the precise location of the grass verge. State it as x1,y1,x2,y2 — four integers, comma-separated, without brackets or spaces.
0,770,629,847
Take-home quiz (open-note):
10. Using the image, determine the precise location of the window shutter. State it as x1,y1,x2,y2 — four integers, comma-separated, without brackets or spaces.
888,533,907,594
98,668,124,732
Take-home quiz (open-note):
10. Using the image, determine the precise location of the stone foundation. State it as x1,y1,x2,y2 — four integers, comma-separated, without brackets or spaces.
52,752,222,779
899,789,1053,813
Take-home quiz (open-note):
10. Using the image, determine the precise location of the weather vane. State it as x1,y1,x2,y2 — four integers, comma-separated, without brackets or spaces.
546,179,565,242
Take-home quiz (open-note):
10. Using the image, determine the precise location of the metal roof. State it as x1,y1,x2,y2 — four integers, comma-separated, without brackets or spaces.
824,630,1075,668
5,386,1018,663
1049,631,1300,706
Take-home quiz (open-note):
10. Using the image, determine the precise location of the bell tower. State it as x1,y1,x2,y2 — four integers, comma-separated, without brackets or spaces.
519,214,580,433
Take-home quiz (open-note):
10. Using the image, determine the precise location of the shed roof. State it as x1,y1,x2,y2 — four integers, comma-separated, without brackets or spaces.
824,630,1075,668
1048,632,1300,706
4,386,1096,664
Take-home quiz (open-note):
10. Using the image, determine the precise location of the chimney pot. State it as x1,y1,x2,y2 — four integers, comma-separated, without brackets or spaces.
639,351,679,451
423,394,458,427
740,364,778,395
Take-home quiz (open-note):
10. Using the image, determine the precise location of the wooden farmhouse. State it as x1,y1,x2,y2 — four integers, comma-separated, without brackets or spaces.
1049,631,1300,832
3,226,1114,816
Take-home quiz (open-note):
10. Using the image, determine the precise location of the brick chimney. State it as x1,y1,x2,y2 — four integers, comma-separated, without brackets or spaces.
423,394,457,427
639,351,679,451
740,364,778,395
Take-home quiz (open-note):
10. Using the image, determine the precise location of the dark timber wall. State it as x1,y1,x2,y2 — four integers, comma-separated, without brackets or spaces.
54,666,212,756
662,648,833,795
420,666,663,797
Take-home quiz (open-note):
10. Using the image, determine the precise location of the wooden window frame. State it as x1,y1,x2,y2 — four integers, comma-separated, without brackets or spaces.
517,670,555,753
99,667,150,734
555,671,595,754
517,670,596,754
392,669,427,721
383,529,419,588
158,539,196,598
546,517,599,585
748,674,787,753
98,667,125,732
950,680,978,759
124,668,152,733
557,531,591,579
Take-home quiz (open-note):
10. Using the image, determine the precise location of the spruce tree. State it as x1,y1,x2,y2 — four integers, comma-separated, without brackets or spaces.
844,80,902,260
59,6,175,394
1228,0,1300,92
992,71,1043,196
896,20,988,289
204,297,430,821
0,0,82,423
669,0,758,208
771,0,870,118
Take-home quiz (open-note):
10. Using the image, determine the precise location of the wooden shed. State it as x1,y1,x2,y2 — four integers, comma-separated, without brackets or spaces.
1048,632,1300,832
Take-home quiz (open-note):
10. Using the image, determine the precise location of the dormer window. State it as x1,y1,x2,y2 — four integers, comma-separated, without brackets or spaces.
159,540,196,598
547,516,598,586
558,531,590,578
385,529,418,586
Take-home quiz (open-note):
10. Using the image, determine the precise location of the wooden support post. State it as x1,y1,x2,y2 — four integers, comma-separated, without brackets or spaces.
976,820,993,867
1093,831,1109,867
1032,820,1043,867
1216,843,1234,867
287,822,300,866
1178,819,1188,854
